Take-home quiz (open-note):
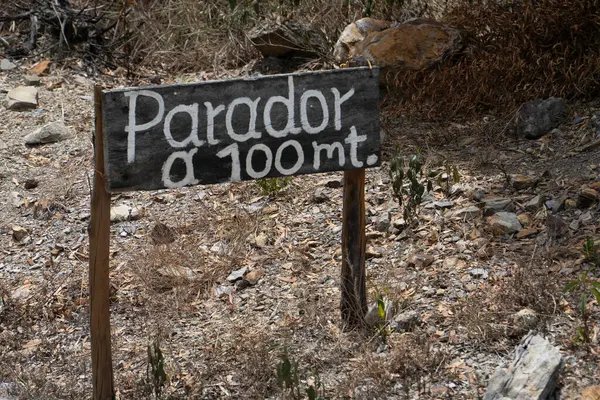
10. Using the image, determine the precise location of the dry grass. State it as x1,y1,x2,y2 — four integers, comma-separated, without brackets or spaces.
388,0,600,120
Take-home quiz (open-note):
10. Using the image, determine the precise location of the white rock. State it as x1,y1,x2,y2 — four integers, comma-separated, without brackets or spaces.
24,122,70,145
0,59,16,70
6,86,38,110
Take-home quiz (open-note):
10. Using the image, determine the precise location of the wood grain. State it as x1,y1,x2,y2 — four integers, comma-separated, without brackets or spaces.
101,67,380,192
340,169,367,330
90,85,115,400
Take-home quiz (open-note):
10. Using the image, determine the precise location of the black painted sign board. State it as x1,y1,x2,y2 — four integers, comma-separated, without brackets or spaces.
100,67,380,192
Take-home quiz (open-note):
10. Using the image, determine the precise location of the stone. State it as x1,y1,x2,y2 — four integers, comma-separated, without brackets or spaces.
366,246,383,258
244,268,264,285
0,59,16,70
512,308,538,331
0,381,20,400
451,205,481,219
354,19,462,70
483,198,513,216
392,310,421,332
24,178,38,189
407,253,434,269
333,18,392,62
546,214,569,239
517,214,531,227
254,232,268,247
525,195,542,212
24,122,70,145
11,226,28,242
433,200,454,209
313,188,329,203
564,198,577,209
324,179,342,188
23,75,42,86
487,212,522,235
511,175,535,190
6,86,38,111
110,204,144,222
248,20,327,59
577,188,598,208
516,97,567,140
227,266,248,282
469,268,489,279
483,333,562,400
374,213,390,232
580,386,600,400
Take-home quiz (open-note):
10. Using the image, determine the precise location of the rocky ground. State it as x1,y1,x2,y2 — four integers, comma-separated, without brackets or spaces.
1,58,600,400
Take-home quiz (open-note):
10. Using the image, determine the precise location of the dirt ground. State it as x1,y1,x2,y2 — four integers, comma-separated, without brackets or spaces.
1,62,599,400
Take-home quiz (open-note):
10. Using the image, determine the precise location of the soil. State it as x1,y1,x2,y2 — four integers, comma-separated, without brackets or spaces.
1,61,599,400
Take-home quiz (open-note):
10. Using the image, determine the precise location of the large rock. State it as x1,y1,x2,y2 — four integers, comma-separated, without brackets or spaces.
484,333,562,400
516,97,567,139
5,86,38,111
353,19,462,70
487,212,522,235
24,122,70,145
333,18,392,63
248,20,327,59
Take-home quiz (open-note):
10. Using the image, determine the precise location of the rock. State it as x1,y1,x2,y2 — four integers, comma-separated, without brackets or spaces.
468,268,489,279
150,222,176,245
24,178,38,189
433,200,454,209
0,381,20,400
512,308,538,331
110,204,144,222
392,310,421,332
227,266,248,282
516,97,567,140
333,18,392,62
11,284,34,300
525,195,542,212
471,189,486,202
354,19,462,70
545,197,566,213
254,232,268,247
6,86,38,111
313,188,329,203
483,198,513,216
23,121,70,145
580,386,600,400
325,179,342,188
546,214,569,239
483,333,562,400
511,175,535,190
407,253,434,269
248,20,327,59
451,205,481,219
517,214,531,227
11,226,28,242
366,246,383,258
23,75,42,86
0,59,16,70
157,265,194,279
516,227,538,239
487,212,522,235
392,218,406,229
374,213,390,232
577,188,599,208
564,198,577,209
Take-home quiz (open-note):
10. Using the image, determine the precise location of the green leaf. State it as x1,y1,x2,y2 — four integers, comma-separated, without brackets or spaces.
576,326,586,341
591,288,600,305
589,281,600,290
377,295,386,319
580,293,588,314
564,281,579,292
452,165,460,183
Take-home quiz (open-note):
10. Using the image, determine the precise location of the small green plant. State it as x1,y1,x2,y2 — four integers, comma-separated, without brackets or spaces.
276,349,325,399
374,294,394,344
389,150,432,224
147,337,168,397
564,238,600,344
430,160,460,197
256,177,292,196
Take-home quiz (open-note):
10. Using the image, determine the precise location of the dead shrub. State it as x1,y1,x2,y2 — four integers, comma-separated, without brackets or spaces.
388,0,600,120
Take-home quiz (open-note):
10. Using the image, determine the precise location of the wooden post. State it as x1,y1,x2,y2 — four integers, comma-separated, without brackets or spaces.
340,169,367,330
89,85,115,400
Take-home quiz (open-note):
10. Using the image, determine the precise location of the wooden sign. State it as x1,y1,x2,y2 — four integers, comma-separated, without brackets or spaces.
90,67,380,399
100,67,380,192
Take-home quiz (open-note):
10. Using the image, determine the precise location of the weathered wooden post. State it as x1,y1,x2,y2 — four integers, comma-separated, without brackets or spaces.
89,85,115,400
340,169,367,329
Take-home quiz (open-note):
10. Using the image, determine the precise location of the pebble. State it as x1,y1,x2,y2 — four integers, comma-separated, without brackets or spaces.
487,212,522,235
0,58,17,70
